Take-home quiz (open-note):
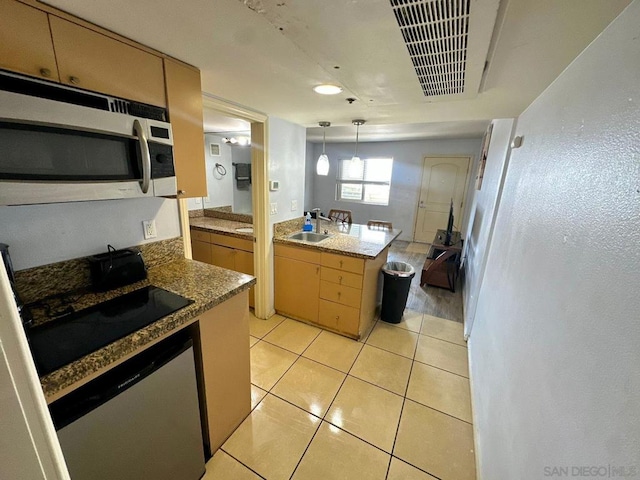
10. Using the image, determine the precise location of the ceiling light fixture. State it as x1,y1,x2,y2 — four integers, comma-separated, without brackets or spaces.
316,121,330,176
222,136,250,146
313,84,343,95
351,119,365,166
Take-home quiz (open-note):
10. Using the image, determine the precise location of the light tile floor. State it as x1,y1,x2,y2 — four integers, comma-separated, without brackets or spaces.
202,310,476,480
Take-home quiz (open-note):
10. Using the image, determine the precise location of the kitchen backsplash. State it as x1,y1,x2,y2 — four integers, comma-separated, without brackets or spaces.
15,237,184,304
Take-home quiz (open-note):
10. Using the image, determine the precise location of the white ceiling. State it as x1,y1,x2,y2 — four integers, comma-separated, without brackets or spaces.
43,0,630,141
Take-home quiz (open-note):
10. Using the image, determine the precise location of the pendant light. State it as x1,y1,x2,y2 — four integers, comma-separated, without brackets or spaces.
351,119,365,167
316,121,330,176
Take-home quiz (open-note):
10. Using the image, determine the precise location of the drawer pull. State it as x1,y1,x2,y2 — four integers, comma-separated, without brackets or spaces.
335,315,340,320
339,275,343,283
337,292,341,298
69,75,80,85
178,189,186,195
339,260,343,267
39,68,52,78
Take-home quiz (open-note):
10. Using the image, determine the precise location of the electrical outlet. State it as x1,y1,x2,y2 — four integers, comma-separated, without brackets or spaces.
142,220,157,239
270,202,278,215
195,197,202,205
204,196,211,204
291,200,297,211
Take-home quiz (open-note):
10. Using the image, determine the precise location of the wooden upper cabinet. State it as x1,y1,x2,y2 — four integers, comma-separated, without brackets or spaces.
48,16,166,107
0,0,59,81
164,58,207,198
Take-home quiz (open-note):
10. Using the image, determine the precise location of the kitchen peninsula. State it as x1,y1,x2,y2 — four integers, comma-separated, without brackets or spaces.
273,218,401,339
15,237,255,454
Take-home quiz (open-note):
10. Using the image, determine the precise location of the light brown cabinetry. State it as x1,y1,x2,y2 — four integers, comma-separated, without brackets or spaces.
0,0,59,80
190,229,255,307
274,255,321,323
48,16,166,107
191,290,250,454
164,59,207,198
274,244,388,338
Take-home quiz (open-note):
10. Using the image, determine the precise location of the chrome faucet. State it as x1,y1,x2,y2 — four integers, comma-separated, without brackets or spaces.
312,208,321,233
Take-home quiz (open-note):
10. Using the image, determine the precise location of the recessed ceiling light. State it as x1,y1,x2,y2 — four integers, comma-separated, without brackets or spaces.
313,84,343,95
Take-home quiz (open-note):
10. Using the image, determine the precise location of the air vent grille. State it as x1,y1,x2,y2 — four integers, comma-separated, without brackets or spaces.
390,0,470,97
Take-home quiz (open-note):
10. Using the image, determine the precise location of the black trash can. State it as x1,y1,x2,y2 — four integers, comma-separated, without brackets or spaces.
380,262,416,324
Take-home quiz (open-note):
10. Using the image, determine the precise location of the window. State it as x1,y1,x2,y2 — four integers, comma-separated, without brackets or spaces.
337,157,393,205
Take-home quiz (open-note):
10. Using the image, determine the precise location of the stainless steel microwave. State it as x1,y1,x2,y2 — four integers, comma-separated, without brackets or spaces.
0,72,176,206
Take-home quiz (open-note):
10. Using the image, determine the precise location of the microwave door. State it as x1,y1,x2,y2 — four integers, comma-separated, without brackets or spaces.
0,122,152,206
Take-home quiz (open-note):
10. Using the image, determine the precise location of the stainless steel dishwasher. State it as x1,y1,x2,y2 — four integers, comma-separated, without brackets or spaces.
49,332,205,480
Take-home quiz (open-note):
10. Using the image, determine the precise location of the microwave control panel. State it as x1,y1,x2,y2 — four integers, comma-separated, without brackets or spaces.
149,143,175,178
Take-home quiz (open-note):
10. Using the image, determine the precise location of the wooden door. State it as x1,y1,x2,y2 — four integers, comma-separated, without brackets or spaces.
414,156,470,243
164,58,207,198
0,0,59,81
49,16,166,107
274,256,320,323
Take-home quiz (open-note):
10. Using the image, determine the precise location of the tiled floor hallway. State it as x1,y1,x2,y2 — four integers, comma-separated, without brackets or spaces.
202,241,476,480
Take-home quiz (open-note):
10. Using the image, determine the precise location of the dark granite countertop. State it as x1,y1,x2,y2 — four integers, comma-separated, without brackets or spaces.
39,258,255,402
274,219,402,260
190,217,253,240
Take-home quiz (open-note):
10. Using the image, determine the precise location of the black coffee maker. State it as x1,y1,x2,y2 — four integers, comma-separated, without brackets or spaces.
0,243,32,326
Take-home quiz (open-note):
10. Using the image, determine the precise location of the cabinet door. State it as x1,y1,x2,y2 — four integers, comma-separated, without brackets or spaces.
164,58,207,198
49,16,166,107
274,256,320,323
211,244,236,271
234,250,255,308
0,0,59,81
191,240,212,264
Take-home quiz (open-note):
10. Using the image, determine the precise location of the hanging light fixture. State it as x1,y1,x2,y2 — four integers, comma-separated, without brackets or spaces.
351,119,365,167
316,121,330,176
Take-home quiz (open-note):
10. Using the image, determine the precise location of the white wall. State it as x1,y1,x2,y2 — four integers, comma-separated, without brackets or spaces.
311,138,482,240
469,2,640,478
460,118,515,337
304,140,315,212
267,117,306,224
188,133,234,210
0,198,181,270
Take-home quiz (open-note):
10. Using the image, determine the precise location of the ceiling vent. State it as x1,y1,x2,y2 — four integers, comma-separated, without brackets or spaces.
390,0,499,99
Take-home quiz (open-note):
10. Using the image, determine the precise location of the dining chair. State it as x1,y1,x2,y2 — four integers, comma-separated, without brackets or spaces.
328,209,353,224
367,220,393,230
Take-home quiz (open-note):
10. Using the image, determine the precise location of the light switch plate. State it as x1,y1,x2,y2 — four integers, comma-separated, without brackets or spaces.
291,200,297,211
270,203,278,215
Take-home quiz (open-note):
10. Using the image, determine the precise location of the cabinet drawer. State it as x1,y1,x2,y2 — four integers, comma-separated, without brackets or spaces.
274,244,320,264
319,281,361,309
191,228,211,243
211,233,253,253
321,253,364,274
191,240,211,264
320,267,362,289
318,300,359,336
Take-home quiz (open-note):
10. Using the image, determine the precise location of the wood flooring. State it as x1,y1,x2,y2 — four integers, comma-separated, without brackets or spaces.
388,241,463,323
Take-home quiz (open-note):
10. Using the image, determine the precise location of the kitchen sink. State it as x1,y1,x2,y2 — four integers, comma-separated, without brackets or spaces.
289,232,331,243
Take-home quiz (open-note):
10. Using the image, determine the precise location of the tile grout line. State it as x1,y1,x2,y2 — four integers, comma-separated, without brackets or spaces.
218,447,268,480
412,357,469,379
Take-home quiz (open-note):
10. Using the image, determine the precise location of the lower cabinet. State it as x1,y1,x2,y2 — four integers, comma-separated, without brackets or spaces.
274,243,388,339
191,228,255,307
191,291,250,454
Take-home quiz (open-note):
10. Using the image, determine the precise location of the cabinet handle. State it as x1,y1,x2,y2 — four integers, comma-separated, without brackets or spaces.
338,275,343,283
337,292,341,298
316,266,320,274
69,76,80,85
39,68,52,78
335,315,340,320
339,260,343,267
178,190,186,195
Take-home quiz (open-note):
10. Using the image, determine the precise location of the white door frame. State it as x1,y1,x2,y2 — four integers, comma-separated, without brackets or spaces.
412,155,472,243
192,95,273,320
